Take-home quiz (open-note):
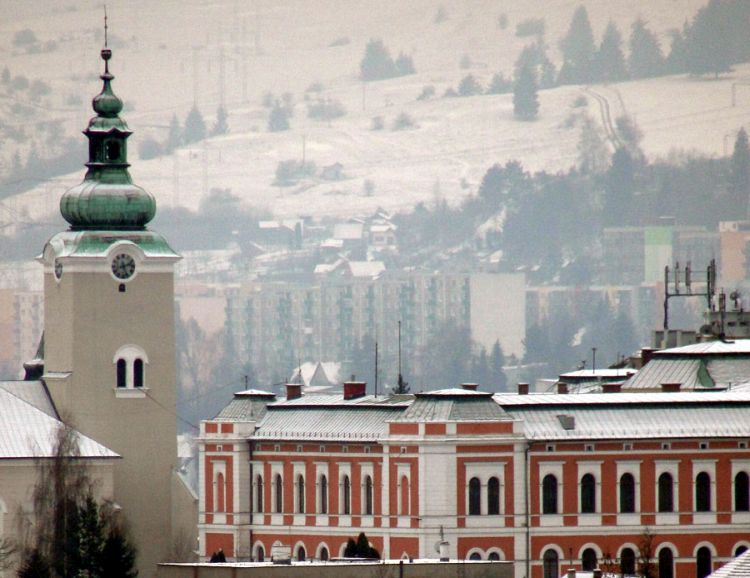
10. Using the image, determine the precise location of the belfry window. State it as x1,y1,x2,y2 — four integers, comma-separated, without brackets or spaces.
488,477,500,515
468,477,481,515
113,345,148,391
116,359,127,388
105,140,121,161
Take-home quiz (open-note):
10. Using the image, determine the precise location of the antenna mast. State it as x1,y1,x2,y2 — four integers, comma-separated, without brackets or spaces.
374,340,379,398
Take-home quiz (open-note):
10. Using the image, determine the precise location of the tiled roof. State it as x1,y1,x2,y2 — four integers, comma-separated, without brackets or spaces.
709,549,750,577
0,387,118,459
493,390,750,406
254,407,402,441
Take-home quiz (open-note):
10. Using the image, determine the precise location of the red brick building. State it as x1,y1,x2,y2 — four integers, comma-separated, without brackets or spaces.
199,373,750,578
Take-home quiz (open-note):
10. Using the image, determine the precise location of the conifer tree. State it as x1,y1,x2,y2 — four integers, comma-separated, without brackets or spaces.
17,549,51,578
594,21,627,82
165,114,182,153
628,18,663,78
183,106,207,144
101,525,139,578
513,64,539,120
268,102,290,132
685,0,732,78
212,105,229,136
558,5,596,84
490,340,507,392
359,39,397,81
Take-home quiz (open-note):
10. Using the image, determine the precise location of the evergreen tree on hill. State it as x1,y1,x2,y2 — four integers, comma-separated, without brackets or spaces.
628,18,663,78
165,113,182,153
594,21,627,82
513,64,539,120
183,105,206,144
558,5,596,84
603,147,636,226
360,39,397,81
685,0,732,78
212,105,229,136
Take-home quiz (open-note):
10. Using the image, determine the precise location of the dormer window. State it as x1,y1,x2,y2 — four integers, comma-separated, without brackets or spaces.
113,345,148,397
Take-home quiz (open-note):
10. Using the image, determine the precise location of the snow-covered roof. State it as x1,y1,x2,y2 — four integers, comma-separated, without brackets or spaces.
709,549,750,577
0,384,119,459
658,339,750,356
333,223,364,240
349,261,385,278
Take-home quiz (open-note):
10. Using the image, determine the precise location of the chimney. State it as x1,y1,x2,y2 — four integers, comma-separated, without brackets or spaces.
461,383,479,391
343,381,367,400
517,383,529,395
557,382,569,394
641,347,656,367
285,383,302,400
661,382,681,393
602,382,622,393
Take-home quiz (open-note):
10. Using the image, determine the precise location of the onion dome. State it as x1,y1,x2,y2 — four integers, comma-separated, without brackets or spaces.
60,45,155,230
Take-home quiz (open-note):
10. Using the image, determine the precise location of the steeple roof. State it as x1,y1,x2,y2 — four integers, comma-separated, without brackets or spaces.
59,40,155,231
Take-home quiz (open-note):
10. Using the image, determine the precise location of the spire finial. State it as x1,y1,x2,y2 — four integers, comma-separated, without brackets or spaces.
101,5,111,74
104,5,108,47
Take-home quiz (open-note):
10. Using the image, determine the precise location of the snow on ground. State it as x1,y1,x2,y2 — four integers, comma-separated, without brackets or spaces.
0,0,742,229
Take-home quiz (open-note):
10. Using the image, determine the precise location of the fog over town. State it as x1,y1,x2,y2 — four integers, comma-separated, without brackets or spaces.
1,0,749,422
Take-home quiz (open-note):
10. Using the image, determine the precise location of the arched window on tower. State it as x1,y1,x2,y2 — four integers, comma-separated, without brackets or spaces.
133,358,144,388
620,473,635,513
216,472,226,513
116,359,127,388
582,548,597,571
658,472,674,512
400,476,409,516
542,474,558,514
468,477,481,515
735,471,749,511
696,472,711,512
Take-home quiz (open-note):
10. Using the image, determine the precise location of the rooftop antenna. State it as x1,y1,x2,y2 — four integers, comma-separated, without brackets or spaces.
374,340,379,398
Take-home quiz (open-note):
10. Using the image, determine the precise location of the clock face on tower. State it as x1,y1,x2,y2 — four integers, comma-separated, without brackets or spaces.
111,253,136,280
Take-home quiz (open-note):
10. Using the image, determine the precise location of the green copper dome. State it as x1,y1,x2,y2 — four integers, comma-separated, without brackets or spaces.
60,46,155,230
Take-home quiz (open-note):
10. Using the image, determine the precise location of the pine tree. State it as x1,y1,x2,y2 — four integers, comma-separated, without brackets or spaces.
17,549,51,578
594,21,627,82
268,103,290,132
558,5,596,84
513,64,539,120
730,127,750,214
212,105,228,136
489,340,507,392
101,526,139,578
603,147,635,225
665,24,689,74
685,0,732,78
165,114,182,153
628,18,663,78
359,39,397,81
183,106,207,144
77,494,105,578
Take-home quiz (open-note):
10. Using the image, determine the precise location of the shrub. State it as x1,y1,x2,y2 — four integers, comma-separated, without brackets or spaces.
13,29,38,47
371,116,384,131
392,112,416,130
417,85,435,101
274,159,316,186
515,18,545,38
458,74,483,96
486,73,512,94
307,98,346,121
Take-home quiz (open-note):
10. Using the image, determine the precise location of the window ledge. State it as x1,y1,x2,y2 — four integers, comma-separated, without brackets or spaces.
114,387,149,399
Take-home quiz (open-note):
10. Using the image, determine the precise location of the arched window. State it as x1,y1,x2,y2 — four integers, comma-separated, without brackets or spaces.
735,472,750,511
342,475,351,515
620,473,635,513
320,546,329,561
488,477,500,515
274,474,283,513
133,359,144,388
319,475,328,514
256,545,265,562
216,472,225,513
581,473,596,513
696,546,712,578
582,548,597,571
658,548,674,578
400,476,409,516
542,474,558,514
296,474,305,513
364,475,373,515
658,472,674,512
116,359,127,388
543,549,559,578
620,547,636,576
297,545,306,562
696,472,711,512
255,475,263,513
488,552,501,561
468,477,481,515
469,552,482,560
736,545,748,557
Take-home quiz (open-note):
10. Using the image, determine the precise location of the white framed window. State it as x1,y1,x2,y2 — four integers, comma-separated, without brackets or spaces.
113,344,148,397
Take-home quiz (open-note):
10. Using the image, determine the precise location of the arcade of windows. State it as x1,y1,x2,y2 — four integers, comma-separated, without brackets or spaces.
539,469,750,515
252,472,376,516
113,345,148,396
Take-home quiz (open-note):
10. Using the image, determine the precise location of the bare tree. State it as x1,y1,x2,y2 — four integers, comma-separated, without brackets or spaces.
638,527,658,578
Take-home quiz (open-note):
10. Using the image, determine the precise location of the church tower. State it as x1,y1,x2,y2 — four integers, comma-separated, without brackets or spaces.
39,34,180,577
